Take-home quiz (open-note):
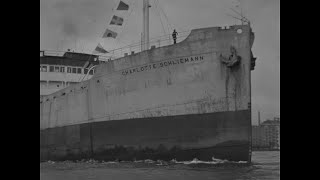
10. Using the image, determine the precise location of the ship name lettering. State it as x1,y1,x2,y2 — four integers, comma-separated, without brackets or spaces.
122,55,204,76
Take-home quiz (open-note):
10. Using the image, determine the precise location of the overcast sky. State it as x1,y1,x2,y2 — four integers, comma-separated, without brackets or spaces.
40,0,280,125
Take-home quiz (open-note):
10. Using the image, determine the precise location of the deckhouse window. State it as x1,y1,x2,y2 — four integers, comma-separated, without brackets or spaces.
49,66,54,72
72,67,77,73
42,66,47,72
77,68,82,74
89,69,94,75
40,66,47,72
54,66,60,72
60,67,65,73
67,67,71,73
84,68,88,74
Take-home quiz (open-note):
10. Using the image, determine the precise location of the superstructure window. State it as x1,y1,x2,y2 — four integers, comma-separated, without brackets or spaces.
42,66,47,72
49,66,54,72
60,67,65,73
54,66,60,72
67,67,71,73
77,68,82,74
84,68,88,75
72,67,77,73
89,69,94,75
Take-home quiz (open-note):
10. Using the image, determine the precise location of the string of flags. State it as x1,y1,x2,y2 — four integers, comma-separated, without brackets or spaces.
94,43,108,54
110,15,124,26
103,29,118,39
93,0,130,54
117,0,129,10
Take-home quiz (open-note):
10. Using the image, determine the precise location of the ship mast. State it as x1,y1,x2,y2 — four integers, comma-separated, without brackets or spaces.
142,0,150,51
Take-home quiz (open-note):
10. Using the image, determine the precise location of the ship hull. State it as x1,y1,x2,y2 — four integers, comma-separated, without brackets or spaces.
40,109,250,162
40,25,255,163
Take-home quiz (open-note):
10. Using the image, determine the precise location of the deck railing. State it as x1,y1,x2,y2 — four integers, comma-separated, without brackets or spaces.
40,30,191,62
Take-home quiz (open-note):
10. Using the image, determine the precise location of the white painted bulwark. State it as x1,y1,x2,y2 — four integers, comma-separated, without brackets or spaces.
40,70,94,96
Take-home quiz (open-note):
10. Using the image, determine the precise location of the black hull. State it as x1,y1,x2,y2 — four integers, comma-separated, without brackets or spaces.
40,110,251,162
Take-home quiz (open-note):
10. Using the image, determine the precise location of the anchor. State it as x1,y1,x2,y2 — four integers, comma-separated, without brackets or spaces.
219,46,241,67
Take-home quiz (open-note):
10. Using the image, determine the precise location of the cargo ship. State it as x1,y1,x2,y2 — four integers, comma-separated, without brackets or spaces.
40,0,256,162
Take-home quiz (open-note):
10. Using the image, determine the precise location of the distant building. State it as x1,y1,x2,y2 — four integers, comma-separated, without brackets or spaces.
252,125,268,148
252,117,280,150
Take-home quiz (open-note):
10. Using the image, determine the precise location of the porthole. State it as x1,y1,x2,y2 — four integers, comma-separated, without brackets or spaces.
237,29,243,34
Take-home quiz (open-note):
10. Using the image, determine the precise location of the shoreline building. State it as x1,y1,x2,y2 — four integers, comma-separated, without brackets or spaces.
252,117,280,150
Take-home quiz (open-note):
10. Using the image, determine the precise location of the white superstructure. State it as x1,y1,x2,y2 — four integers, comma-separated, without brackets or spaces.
40,51,100,97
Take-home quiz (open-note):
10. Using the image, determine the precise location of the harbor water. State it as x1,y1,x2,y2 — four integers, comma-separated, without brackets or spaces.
40,151,280,180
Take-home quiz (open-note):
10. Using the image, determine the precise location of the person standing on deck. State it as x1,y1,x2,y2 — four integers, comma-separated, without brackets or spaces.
172,29,178,44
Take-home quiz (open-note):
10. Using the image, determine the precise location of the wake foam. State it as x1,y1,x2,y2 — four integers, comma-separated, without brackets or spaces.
170,157,248,165
44,156,248,165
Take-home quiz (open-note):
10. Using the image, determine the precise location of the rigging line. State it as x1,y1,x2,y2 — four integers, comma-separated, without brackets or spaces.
113,0,135,48
99,3,119,49
230,7,249,23
226,13,247,23
153,0,165,34
155,0,187,33
155,0,173,42
96,1,116,42
152,0,167,36
80,32,190,56
128,29,190,45
106,33,190,53
104,32,191,54
111,0,118,11
156,0,172,31
99,0,125,50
